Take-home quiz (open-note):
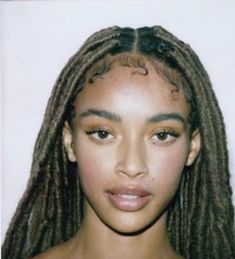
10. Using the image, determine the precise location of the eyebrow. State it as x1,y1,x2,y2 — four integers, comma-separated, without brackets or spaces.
148,113,185,124
80,109,122,122
79,108,185,124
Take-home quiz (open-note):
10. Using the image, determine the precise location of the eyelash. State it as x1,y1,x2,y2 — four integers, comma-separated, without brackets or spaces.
85,127,114,141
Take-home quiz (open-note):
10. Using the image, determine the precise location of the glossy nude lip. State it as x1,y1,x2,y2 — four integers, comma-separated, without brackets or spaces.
105,186,152,212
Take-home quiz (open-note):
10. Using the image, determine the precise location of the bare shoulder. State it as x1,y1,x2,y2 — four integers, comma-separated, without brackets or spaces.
31,239,75,259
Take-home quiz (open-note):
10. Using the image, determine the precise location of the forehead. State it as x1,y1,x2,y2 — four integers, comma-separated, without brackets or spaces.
74,61,190,119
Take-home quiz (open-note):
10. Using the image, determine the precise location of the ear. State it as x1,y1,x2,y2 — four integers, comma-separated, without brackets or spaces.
62,121,77,162
186,129,201,166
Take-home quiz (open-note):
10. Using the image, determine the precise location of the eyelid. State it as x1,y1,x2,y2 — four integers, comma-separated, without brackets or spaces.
85,125,113,133
153,128,180,136
150,126,180,135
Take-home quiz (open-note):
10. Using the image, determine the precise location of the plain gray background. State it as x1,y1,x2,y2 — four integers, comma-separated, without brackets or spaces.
1,0,235,240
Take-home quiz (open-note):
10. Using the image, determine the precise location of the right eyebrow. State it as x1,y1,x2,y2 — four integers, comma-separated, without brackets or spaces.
79,108,122,122
147,112,185,124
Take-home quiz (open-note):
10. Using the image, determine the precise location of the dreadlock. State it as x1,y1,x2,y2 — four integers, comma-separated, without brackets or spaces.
2,26,234,259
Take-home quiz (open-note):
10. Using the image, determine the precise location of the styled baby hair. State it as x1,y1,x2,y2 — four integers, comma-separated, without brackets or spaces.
2,26,235,259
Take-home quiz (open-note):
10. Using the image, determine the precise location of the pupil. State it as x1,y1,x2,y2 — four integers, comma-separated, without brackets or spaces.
98,131,108,139
158,133,167,140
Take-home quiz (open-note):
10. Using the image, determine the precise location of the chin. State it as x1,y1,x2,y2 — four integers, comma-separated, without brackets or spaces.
101,209,166,236
108,222,154,236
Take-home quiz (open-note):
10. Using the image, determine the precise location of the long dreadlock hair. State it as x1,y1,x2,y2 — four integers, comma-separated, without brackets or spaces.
2,26,235,259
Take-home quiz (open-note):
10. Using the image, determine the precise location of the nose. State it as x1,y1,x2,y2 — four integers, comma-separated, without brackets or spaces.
115,139,148,178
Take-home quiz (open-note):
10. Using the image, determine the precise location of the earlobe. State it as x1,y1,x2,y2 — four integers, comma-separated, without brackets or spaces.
186,130,201,166
63,121,77,162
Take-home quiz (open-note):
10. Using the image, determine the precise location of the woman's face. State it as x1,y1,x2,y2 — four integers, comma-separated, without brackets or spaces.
64,61,200,234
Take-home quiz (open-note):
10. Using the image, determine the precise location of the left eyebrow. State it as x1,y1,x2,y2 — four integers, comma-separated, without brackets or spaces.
79,108,122,122
147,113,185,124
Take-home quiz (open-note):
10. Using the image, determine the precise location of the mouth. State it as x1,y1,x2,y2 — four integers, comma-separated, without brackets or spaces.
105,186,152,212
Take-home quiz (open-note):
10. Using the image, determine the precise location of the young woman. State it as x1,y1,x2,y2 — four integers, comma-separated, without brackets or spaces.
2,26,235,259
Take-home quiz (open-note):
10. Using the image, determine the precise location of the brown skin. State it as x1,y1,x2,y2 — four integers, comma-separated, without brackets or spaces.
33,62,200,259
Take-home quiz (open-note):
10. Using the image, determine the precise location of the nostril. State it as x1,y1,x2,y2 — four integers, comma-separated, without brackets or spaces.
116,165,148,178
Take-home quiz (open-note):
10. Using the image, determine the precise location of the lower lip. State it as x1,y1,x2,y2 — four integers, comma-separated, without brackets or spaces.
106,192,152,212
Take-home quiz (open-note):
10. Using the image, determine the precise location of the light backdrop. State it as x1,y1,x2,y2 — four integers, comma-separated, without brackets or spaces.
1,0,235,240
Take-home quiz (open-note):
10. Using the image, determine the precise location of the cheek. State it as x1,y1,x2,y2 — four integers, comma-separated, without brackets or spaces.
75,139,115,192
148,139,189,194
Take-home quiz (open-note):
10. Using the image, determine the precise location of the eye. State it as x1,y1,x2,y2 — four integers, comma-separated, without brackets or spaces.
85,128,114,141
151,130,180,144
156,132,169,141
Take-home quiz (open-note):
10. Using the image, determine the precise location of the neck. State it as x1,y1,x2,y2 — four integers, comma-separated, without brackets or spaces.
69,210,179,259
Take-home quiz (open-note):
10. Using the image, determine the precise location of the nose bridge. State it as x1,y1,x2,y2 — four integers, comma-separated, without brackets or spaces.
116,136,148,177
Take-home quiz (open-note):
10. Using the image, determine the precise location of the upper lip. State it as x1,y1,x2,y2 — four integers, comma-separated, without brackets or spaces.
106,186,151,197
